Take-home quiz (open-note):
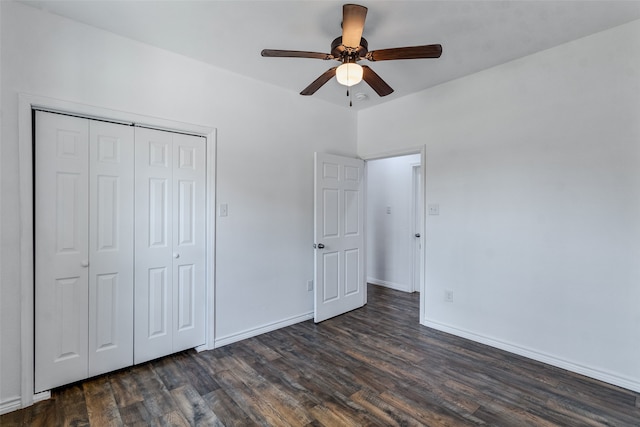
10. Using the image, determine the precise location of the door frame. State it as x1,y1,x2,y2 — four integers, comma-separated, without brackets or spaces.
361,145,427,319
17,94,217,407
411,163,422,293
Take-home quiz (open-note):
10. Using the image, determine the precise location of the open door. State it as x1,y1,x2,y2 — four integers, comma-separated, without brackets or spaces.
314,153,366,323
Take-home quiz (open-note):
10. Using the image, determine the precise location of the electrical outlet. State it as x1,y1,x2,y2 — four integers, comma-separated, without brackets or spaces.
444,290,454,303
307,280,313,291
428,204,440,215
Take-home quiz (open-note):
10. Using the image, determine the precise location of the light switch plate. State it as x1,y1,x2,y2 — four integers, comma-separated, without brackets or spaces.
428,204,439,215
444,290,454,302
219,203,228,217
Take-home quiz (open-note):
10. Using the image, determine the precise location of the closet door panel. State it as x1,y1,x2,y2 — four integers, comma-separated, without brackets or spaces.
134,127,174,364
35,112,90,392
172,134,206,352
88,121,134,376
36,113,209,388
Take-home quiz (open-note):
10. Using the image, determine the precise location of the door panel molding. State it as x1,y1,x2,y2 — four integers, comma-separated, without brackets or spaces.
314,152,366,323
134,127,206,364
35,112,89,392
88,119,135,378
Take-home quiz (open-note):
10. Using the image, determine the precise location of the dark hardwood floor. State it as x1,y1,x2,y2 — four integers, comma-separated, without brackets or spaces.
3,284,639,426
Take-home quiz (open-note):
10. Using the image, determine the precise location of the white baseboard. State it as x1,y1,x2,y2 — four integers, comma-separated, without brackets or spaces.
33,391,51,404
0,391,51,416
214,312,314,348
422,318,640,393
368,278,412,293
0,397,22,416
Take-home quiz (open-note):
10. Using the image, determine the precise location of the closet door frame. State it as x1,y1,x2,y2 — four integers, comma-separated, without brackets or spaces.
17,94,217,407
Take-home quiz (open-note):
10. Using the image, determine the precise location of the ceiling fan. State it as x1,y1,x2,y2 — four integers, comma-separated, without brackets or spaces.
261,3,442,100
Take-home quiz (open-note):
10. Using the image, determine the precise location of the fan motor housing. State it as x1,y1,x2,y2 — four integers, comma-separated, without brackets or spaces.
331,37,368,61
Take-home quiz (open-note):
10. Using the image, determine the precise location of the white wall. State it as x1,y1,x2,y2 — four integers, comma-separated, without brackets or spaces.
366,154,420,292
358,20,640,392
0,1,357,409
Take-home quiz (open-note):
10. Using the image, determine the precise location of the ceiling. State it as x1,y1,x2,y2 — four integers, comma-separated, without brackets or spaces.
19,0,640,110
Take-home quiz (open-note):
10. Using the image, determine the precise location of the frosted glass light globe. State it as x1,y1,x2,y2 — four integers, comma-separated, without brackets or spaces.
336,63,363,87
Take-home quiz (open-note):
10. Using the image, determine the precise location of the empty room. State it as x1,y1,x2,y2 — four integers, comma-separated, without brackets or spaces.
1,1,639,425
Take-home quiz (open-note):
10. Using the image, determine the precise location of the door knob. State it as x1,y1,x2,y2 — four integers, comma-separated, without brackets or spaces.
315,243,325,249
81,260,89,267
415,233,421,238
173,253,180,259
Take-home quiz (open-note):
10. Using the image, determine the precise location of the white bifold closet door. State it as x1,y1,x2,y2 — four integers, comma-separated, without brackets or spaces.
134,127,206,364
35,111,134,392
35,112,207,392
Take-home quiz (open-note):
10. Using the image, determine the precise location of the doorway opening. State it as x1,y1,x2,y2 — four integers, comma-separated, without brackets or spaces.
365,153,424,298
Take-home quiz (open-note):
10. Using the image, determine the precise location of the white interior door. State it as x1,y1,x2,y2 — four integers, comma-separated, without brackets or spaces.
171,133,206,352
134,128,174,363
134,127,206,363
35,112,136,391
314,152,366,323
88,120,134,376
35,111,208,389
35,112,90,392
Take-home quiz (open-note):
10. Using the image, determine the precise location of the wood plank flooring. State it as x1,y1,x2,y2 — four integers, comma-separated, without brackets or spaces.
3,284,639,426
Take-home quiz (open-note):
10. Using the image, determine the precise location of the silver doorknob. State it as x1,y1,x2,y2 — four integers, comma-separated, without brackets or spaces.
173,253,180,259
81,260,89,267
415,233,421,238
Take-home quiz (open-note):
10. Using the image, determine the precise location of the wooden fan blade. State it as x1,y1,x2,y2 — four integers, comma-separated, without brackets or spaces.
261,49,333,60
342,4,367,48
366,44,442,61
362,66,393,97
301,67,338,96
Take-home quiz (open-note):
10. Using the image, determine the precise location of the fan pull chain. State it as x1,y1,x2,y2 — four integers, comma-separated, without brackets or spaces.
344,64,352,106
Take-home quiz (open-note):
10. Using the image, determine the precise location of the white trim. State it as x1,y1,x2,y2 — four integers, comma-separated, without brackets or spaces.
368,278,412,293
360,146,424,162
0,0,3,409
419,148,427,321
18,93,217,409
18,95,35,408
33,391,51,404
205,129,217,350
362,161,368,306
0,397,22,416
25,97,213,136
0,392,47,415
214,312,313,348
410,163,421,294
422,318,640,393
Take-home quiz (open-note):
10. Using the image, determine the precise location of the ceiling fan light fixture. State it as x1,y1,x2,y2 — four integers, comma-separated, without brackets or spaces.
261,4,440,97
336,62,363,87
